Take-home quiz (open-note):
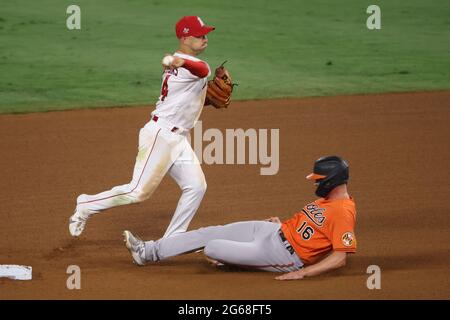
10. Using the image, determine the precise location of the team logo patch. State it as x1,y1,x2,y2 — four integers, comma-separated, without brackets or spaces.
302,203,326,227
183,27,190,34
341,232,354,247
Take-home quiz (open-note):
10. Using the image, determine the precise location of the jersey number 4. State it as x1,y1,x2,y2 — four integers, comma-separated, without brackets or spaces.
296,222,314,241
160,75,171,101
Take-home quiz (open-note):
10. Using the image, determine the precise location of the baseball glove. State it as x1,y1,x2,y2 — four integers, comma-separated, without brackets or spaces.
205,61,235,109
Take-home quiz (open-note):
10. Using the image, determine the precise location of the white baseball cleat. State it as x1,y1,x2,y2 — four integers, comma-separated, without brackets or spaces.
123,230,147,266
69,210,89,237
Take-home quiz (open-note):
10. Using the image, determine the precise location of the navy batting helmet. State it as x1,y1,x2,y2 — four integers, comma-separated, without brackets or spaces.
306,156,349,198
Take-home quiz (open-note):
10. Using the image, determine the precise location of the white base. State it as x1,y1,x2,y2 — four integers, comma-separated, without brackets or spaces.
0,265,32,280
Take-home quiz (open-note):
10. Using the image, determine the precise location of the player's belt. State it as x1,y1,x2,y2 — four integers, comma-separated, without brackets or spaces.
278,229,295,255
151,115,179,132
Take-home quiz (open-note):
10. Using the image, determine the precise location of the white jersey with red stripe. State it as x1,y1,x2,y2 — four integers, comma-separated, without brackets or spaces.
152,52,211,130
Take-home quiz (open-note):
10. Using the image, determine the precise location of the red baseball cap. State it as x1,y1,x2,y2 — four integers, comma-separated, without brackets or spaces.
175,16,215,39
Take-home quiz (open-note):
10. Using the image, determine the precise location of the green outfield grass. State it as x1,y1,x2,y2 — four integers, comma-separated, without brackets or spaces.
0,0,449,113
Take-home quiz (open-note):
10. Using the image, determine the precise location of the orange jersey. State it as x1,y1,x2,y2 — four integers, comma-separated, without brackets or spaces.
281,197,357,265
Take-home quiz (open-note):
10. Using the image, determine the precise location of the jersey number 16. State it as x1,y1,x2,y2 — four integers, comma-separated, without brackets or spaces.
296,222,314,240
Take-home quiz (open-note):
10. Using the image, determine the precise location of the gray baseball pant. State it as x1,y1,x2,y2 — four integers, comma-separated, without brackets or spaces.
144,221,304,272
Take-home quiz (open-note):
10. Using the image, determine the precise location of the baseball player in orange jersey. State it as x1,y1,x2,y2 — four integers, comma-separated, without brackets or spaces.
123,156,357,280
69,16,216,238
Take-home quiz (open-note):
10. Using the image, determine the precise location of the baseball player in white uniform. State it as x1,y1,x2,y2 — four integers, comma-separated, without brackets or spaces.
69,16,215,238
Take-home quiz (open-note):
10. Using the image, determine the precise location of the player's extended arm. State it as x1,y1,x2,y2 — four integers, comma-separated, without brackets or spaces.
166,56,209,78
275,251,347,281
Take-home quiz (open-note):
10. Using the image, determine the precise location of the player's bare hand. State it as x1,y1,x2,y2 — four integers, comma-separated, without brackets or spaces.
162,54,185,70
275,270,306,281
171,57,185,68
265,217,281,224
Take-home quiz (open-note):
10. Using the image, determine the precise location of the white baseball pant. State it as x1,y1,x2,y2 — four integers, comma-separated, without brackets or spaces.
76,118,206,238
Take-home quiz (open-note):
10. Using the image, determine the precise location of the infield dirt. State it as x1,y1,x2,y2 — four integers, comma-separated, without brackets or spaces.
0,91,449,299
